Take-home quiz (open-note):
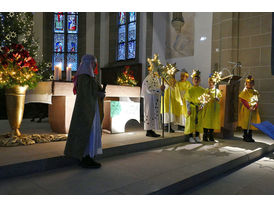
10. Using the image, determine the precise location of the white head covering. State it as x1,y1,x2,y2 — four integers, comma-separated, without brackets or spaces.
75,54,97,77
73,54,97,95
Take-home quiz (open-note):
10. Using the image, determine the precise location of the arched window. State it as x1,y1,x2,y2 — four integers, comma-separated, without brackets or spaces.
52,12,79,71
117,12,137,61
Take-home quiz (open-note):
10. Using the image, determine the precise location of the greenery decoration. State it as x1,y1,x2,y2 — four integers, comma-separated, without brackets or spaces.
117,65,138,86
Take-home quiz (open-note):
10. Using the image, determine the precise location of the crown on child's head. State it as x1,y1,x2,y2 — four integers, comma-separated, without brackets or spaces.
191,69,201,78
180,68,189,77
245,75,254,83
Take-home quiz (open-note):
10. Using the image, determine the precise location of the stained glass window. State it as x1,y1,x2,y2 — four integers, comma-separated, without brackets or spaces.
118,43,126,61
67,14,78,33
54,34,65,52
119,12,126,25
54,13,65,33
52,12,79,72
117,12,137,61
118,25,126,43
67,34,78,52
128,41,136,59
129,12,136,22
67,53,78,71
53,53,64,71
128,22,136,41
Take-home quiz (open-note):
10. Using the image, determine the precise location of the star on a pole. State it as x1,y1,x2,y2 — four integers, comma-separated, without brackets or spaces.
147,53,164,76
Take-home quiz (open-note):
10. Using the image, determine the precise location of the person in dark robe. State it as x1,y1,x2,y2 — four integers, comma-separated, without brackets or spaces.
64,54,105,168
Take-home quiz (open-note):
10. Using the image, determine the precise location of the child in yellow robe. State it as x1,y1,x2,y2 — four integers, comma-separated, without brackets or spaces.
174,69,192,131
161,77,178,133
184,70,205,143
238,75,261,142
202,74,222,142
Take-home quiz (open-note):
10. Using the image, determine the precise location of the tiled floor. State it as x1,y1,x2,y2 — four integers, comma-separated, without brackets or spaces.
0,118,184,166
0,136,273,195
183,152,274,195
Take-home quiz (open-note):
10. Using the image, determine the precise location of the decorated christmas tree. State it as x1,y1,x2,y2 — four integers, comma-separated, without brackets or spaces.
0,12,39,57
0,12,51,88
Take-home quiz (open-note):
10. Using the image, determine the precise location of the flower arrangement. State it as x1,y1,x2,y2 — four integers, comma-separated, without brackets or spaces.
0,44,41,89
117,66,138,86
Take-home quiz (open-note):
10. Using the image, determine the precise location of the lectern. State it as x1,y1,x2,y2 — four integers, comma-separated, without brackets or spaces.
219,75,241,138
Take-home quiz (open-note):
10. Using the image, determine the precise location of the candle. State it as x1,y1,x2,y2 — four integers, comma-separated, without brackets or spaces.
54,63,62,80
66,64,72,81
54,65,59,80
58,63,62,80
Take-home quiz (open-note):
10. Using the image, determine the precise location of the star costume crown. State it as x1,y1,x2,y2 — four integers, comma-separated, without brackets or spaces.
246,75,254,83
191,69,201,78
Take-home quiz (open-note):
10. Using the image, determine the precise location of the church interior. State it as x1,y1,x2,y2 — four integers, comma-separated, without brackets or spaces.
0,10,274,196
1,12,273,124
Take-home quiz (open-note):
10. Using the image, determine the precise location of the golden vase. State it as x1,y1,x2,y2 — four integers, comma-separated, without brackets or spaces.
5,85,28,137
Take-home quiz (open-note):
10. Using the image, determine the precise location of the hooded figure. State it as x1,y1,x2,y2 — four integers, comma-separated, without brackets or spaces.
64,54,104,168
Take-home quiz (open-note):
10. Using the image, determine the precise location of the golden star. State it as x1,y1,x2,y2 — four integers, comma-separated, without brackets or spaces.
147,54,164,75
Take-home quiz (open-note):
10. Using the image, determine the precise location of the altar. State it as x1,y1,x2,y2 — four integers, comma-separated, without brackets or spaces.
46,82,141,134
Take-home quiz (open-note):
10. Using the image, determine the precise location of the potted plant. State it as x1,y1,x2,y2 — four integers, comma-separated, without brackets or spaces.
0,44,41,137
0,12,42,137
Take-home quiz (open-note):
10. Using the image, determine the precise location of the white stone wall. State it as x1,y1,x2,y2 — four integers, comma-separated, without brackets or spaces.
148,12,213,88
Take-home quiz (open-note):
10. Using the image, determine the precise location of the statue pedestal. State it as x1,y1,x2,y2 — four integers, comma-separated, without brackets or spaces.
219,76,241,138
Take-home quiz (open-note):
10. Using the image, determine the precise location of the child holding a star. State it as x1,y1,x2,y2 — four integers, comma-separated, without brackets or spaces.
201,73,222,142
174,69,192,131
184,70,205,143
238,75,261,142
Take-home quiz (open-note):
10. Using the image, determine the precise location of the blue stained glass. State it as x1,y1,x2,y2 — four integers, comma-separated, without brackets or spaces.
118,25,126,43
67,34,78,52
129,12,136,22
118,43,125,60
128,22,136,41
53,53,64,71
119,12,126,25
67,15,78,33
54,13,64,33
67,12,77,15
128,41,136,59
67,53,78,71
54,34,64,52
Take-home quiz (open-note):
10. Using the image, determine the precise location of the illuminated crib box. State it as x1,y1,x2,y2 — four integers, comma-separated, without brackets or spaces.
103,85,141,133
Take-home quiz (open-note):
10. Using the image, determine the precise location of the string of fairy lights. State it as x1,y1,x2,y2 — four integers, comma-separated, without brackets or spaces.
0,12,42,89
